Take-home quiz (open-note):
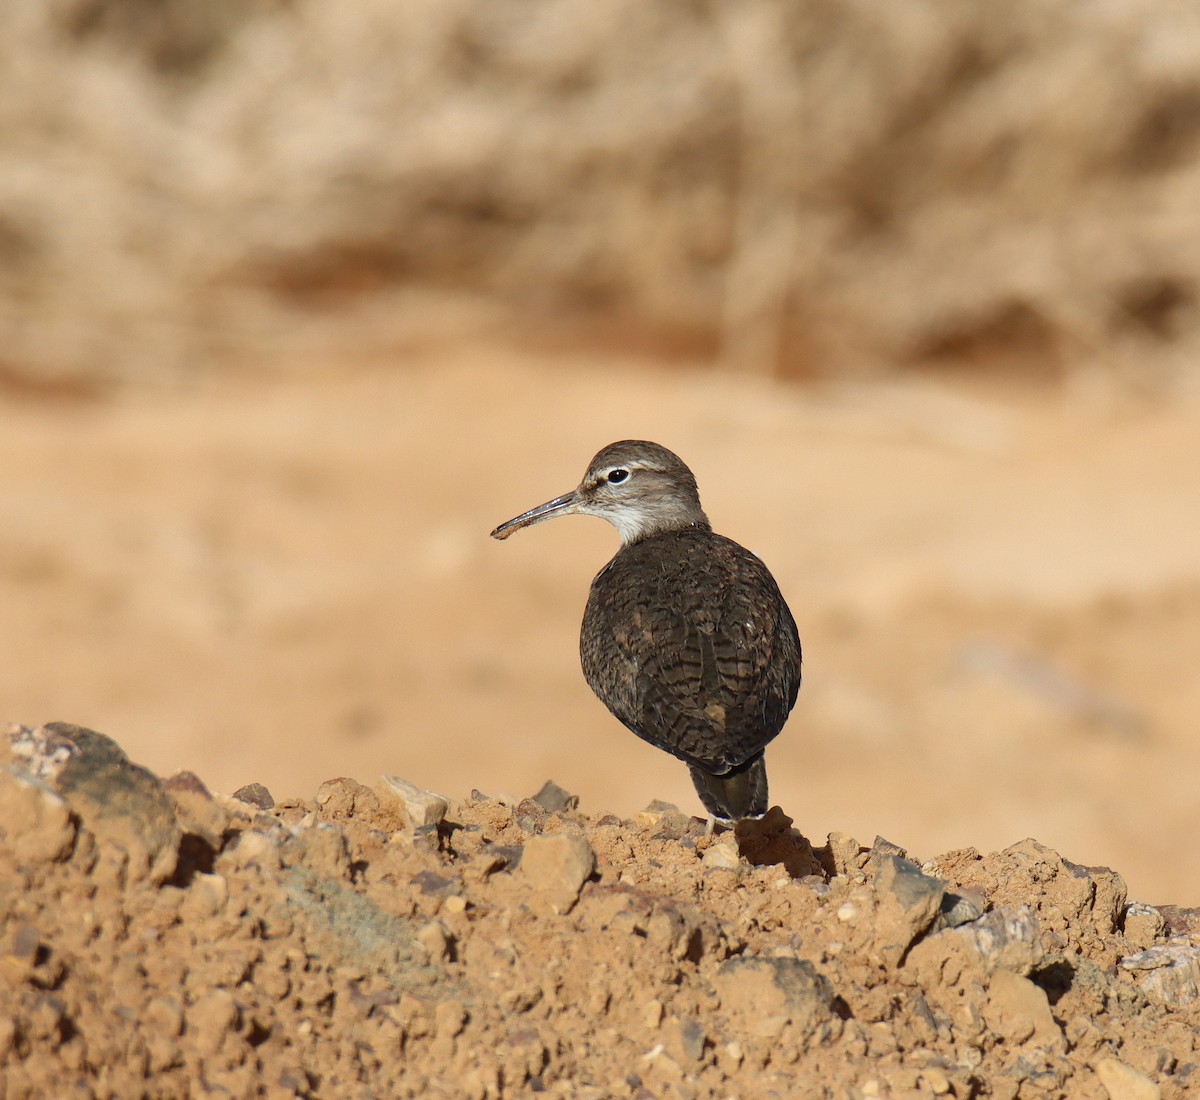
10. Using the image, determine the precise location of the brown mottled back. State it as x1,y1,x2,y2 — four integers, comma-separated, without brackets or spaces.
580,528,801,818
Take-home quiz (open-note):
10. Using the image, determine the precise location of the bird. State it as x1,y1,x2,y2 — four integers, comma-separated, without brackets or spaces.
490,440,801,822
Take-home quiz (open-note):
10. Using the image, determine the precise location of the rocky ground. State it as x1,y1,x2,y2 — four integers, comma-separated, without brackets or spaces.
2,722,1197,1099
5,356,1199,907
5,8,1200,1094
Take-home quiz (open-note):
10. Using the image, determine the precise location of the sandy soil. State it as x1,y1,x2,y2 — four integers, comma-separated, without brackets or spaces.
2,720,1198,1099
1,348,1198,908
5,8,1200,1092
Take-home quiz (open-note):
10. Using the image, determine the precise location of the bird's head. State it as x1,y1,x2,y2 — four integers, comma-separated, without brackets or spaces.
490,440,710,546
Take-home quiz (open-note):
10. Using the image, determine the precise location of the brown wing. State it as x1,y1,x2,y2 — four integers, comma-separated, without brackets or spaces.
580,529,801,774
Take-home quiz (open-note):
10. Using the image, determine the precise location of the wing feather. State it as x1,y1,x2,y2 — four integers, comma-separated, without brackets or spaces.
580,530,801,773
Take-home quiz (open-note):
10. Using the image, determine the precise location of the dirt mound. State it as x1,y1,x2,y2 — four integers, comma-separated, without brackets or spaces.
2,722,1197,1098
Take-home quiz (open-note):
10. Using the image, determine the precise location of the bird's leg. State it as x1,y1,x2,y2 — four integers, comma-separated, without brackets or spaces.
704,813,736,837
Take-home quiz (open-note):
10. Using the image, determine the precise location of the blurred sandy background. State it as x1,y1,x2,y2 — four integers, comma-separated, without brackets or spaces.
2,1,1198,903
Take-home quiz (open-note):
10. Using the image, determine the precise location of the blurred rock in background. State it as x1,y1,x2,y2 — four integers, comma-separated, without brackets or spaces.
4,0,1200,387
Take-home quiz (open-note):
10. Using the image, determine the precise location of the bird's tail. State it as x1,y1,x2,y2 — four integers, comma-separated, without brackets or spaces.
688,754,767,821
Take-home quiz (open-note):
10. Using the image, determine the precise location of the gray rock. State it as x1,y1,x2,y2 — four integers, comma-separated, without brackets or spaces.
162,770,212,798
529,779,579,814
42,722,180,885
475,843,523,876
514,798,548,832
4,722,75,783
877,856,945,917
954,905,1044,975
938,889,987,930
1120,939,1200,1007
411,870,462,898
669,1016,707,1063
871,836,908,860
232,782,275,810
873,855,947,961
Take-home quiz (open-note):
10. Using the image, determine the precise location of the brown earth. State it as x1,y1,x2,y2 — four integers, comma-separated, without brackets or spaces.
4,5,1200,1092
2,352,1198,906
3,720,1199,1099
3,0,1200,909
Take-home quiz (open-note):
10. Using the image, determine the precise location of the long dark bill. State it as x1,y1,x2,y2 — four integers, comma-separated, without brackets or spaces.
490,492,580,540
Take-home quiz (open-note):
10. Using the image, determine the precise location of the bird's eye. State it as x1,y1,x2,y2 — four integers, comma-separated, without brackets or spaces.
607,468,630,484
